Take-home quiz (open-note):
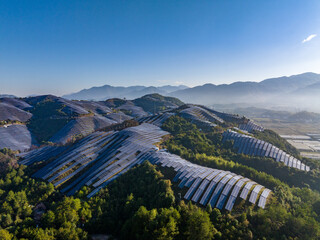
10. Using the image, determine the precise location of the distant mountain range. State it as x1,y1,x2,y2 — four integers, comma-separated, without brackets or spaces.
62,72,320,112
63,85,189,100
170,72,320,104
0,94,16,98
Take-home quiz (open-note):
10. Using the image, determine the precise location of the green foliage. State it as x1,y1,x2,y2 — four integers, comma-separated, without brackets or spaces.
178,203,218,240
161,115,320,239
133,94,184,113
87,161,175,234
253,129,300,157
27,100,70,142
0,166,89,239
105,98,127,108
122,206,180,240
163,116,320,192
0,229,13,240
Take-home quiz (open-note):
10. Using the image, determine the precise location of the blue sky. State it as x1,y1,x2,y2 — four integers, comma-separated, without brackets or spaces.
1,0,320,96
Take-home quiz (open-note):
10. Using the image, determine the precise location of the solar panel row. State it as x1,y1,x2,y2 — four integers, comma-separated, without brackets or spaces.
179,105,224,127
222,130,310,172
20,123,170,198
238,120,264,133
150,150,271,211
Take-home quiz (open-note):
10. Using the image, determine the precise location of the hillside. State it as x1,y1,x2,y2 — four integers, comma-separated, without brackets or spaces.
1,94,320,239
0,94,183,151
133,93,184,113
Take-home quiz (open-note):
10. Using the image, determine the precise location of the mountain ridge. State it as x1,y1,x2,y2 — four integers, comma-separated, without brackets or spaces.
63,84,189,101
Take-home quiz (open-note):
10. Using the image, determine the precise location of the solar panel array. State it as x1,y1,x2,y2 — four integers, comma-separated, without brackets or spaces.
0,98,32,110
0,102,32,122
222,130,310,171
180,105,224,127
200,106,243,123
105,112,132,123
0,125,37,151
56,98,90,116
138,112,175,127
73,101,112,115
117,102,148,118
239,120,264,133
20,123,169,198
148,150,271,210
49,115,118,144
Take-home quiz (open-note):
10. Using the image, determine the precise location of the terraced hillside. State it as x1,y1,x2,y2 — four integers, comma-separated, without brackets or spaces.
4,95,320,214
5,95,320,239
0,102,32,123
222,130,310,171
49,115,117,144
0,125,37,151
238,120,265,133
0,95,136,151
0,94,184,152
21,124,170,197
180,105,223,127
149,150,271,210
20,122,271,211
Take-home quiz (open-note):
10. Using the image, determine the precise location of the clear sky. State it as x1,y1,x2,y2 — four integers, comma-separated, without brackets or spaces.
1,0,320,96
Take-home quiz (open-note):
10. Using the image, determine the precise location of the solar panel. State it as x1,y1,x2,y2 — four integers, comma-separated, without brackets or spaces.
184,178,203,200
199,172,228,205
249,139,258,155
240,181,256,200
216,175,242,209
208,174,234,207
249,185,263,204
253,140,262,156
257,188,271,209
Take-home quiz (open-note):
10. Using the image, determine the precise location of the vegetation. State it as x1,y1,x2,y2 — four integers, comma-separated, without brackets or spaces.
0,120,24,127
27,100,71,142
162,116,320,192
253,129,300,157
1,148,320,239
2,107,320,239
105,98,127,108
0,149,18,173
97,119,139,132
0,155,89,240
133,94,184,113
160,115,320,239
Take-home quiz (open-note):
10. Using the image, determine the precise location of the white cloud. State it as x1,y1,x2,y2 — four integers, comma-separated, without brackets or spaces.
302,34,317,43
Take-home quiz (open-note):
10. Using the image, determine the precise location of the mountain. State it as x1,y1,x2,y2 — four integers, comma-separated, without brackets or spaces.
63,84,189,101
63,73,320,112
294,82,320,95
170,72,320,111
0,94,16,98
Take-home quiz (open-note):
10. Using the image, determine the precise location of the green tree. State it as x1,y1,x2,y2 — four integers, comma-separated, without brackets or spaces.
0,229,13,240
